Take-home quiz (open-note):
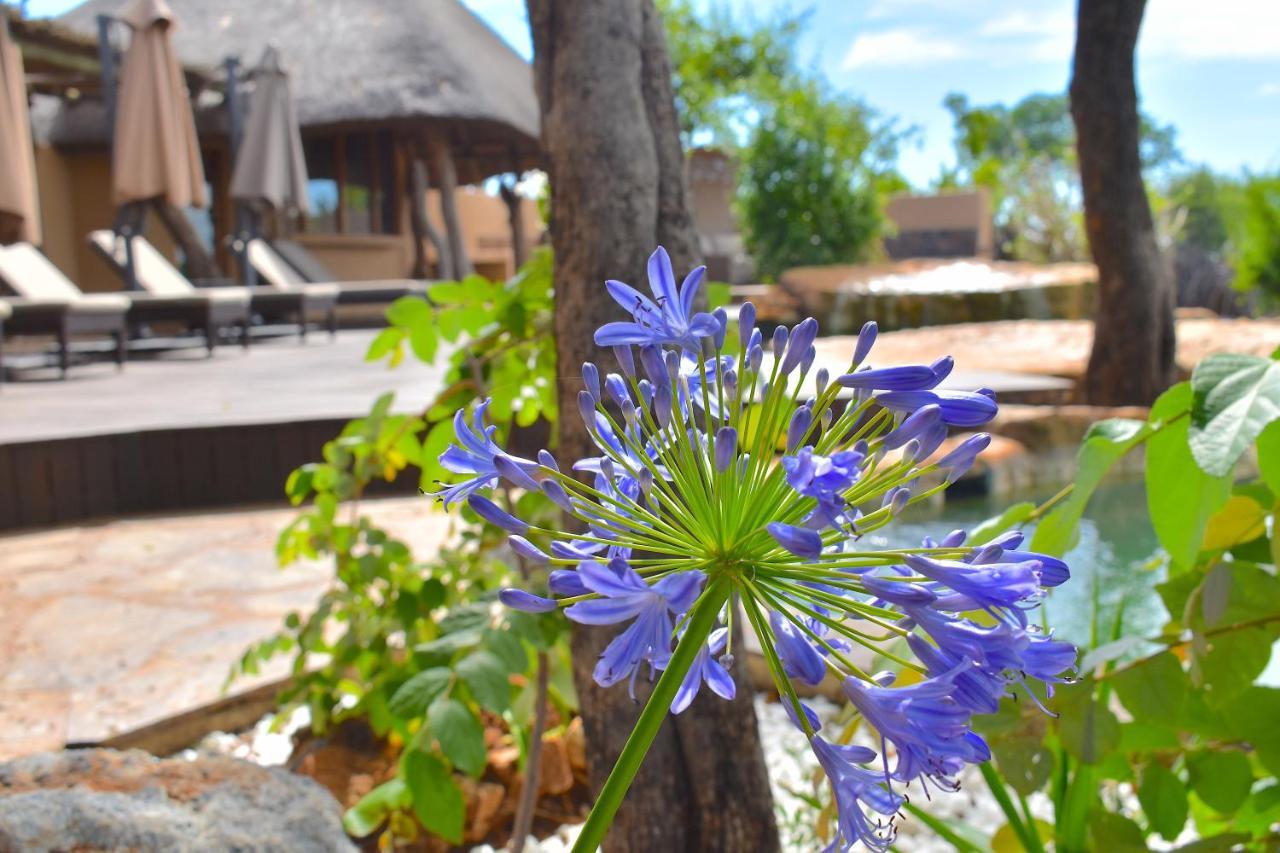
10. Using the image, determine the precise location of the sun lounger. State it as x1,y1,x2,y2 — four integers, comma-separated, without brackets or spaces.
261,238,429,305
0,243,130,376
90,231,336,340
82,234,253,354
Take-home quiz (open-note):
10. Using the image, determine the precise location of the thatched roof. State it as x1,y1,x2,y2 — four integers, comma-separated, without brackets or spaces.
6,6,215,97
53,0,541,180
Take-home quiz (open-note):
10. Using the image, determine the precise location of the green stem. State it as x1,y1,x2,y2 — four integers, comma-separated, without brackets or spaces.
980,762,1038,852
902,802,984,853
570,576,732,853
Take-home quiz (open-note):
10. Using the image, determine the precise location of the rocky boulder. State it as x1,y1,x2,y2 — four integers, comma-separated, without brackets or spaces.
0,749,355,852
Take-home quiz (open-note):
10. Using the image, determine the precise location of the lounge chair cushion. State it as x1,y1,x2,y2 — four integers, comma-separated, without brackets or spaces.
247,238,306,288
0,243,87,303
271,239,337,283
88,231,251,307
246,240,341,302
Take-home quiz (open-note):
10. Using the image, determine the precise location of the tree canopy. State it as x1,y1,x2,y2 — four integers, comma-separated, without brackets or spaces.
661,1,906,279
938,91,1180,262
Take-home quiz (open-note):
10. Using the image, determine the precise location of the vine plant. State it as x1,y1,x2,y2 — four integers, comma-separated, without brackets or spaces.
231,250,571,847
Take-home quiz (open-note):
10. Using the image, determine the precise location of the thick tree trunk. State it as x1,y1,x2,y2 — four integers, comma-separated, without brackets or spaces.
427,134,472,278
526,1,780,851
409,154,449,279
1070,0,1175,405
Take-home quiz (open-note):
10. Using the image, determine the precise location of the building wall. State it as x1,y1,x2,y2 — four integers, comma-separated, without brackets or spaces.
34,147,182,293
884,190,994,260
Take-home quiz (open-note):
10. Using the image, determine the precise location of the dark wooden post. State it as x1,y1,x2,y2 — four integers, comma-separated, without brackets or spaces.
526,0,780,850
498,176,527,273
149,199,220,280
427,133,472,278
408,152,449,280
1070,0,1175,404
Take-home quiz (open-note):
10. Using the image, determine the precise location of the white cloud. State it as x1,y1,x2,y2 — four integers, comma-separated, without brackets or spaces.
1142,0,1280,60
848,0,1280,74
1260,82,1280,96
841,28,968,69
979,9,1072,38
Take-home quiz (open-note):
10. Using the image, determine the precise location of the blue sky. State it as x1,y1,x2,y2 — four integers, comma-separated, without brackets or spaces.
24,0,1280,187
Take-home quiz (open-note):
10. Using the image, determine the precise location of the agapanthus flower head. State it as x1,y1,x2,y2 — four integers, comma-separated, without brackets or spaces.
595,247,719,353
430,246,1077,851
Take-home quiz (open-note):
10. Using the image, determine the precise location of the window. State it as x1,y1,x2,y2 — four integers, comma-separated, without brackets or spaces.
302,131,398,235
304,136,339,233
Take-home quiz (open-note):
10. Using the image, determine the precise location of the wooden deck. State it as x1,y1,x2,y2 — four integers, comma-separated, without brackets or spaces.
0,331,442,530
0,326,1077,531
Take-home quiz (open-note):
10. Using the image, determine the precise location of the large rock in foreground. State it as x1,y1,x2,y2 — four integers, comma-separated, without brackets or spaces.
0,749,355,852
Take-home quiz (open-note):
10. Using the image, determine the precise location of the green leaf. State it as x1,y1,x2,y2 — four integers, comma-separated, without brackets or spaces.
1118,721,1181,753
1087,809,1147,852
1257,420,1280,495
457,650,513,714
1187,749,1253,813
1057,682,1121,765
1222,687,1280,776
427,697,488,777
413,628,483,665
388,667,452,719
969,501,1036,545
408,322,438,363
992,738,1054,797
1031,418,1151,556
482,627,529,673
365,327,404,362
427,280,473,304
1139,763,1189,841
1146,382,1232,569
1188,353,1280,477
1201,495,1270,552
403,748,464,843
1111,652,1186,722
386,294,432,328
1235,783,1280,837
344,777,410,838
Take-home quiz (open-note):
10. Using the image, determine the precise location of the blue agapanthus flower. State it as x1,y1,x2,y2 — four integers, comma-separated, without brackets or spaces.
594,247,720,353
430,246,1077,852
564,559,704,691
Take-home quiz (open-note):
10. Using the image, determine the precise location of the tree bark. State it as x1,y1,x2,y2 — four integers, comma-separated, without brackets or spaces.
498,178,528,273
409,154,449,279
427,134,473,278
1070,0,1175,405
526,1,780,851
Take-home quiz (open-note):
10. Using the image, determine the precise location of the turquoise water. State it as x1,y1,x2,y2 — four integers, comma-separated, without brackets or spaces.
864,478,1168,652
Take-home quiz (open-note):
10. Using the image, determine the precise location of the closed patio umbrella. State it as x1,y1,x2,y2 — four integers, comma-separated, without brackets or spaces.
0,17,40,244
230,45,308,218
112,0,206,209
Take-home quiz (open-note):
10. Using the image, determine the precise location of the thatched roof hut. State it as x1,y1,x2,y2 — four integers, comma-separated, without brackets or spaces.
55,0,541,182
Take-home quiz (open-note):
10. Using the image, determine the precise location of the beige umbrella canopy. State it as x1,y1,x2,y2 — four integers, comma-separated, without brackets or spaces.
0,17,41,244
230,45,308,216
112,0,206,208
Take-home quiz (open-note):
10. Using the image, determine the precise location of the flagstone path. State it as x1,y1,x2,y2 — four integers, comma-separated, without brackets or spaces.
0,496,451,760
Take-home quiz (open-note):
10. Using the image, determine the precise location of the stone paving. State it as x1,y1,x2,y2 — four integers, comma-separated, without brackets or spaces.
816,314,1280,382
0,496,450,760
